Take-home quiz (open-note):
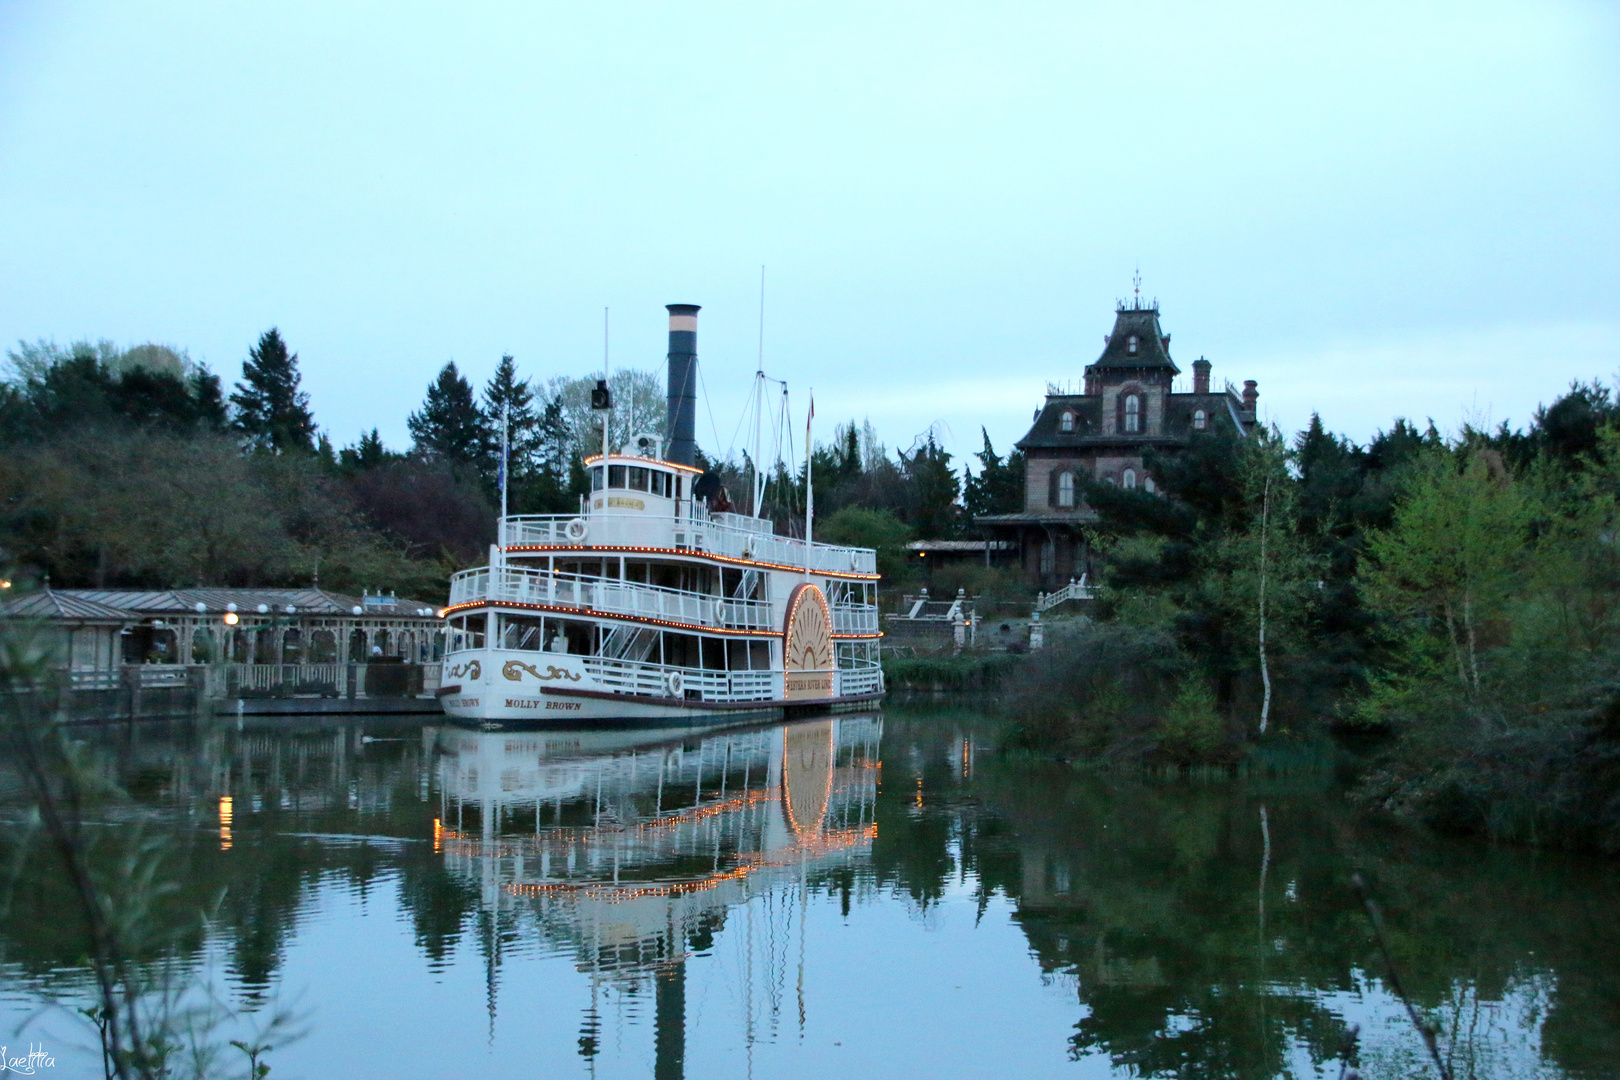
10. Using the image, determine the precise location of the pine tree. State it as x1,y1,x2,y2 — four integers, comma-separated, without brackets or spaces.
482,354,540,478
900,432,962,538
535,394,574,481
231,328,316,453
408,362,488,472
190,365,228,430
964,428,1026,518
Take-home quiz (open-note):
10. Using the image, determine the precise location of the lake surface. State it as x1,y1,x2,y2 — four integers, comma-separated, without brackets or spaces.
2,707,1617,1079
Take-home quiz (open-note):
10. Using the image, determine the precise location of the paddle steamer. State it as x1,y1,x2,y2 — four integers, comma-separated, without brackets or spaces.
437,304,884,727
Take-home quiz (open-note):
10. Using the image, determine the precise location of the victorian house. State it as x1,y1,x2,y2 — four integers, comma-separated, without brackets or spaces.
978,295,1260,588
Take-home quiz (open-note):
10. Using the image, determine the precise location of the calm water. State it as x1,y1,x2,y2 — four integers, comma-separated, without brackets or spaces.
2,708,1617,1079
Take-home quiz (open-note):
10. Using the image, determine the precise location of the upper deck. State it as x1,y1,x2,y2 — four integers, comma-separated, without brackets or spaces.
504,453,878,577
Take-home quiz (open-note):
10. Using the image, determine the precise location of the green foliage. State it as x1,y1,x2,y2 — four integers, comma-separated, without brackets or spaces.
1157,678,1223,764
881,652,1020,692
816,505,912,582
899,431,962,538
1000,621,1232,766
231,329,316,454
408,361,488,472
963,427,1025,518
1359,447,1529,711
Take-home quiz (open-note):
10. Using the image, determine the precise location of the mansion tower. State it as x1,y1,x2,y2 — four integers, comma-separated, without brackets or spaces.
978,296,1259,587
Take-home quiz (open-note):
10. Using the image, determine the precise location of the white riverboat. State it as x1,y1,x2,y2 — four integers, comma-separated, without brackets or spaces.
437,304,884,728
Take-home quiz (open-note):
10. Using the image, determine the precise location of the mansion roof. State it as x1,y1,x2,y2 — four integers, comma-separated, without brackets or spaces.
1089,305,1178,374
1017,390,1248,451
2,586,443,624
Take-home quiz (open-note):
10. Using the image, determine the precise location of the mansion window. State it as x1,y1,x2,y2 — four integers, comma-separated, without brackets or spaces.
1123,468,1137,490
1127,335,1139,354
1124,393,1141,433
1144,476,1156,494
1193,409,1207,431
1059,410,1075,433
1057,471,1075,507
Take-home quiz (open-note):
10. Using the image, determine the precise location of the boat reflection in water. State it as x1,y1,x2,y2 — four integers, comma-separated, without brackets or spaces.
430,713,882,1076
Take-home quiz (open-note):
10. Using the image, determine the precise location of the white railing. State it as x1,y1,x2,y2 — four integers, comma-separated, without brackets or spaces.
232,662,347,692
450,565,775,631
581,657,780,702
67,665,192,690
831,605,880,635
837,663,884,697
1036,576,1097,612
501,511,877,575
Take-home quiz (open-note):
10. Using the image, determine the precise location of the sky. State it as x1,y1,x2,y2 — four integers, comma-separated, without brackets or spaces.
2,1,1617,467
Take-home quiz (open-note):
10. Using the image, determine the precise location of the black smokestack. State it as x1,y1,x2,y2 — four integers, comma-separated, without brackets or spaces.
665,304,700,466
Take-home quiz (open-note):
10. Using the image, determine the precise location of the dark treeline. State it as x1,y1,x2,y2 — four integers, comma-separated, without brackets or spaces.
1010,380,1620,853
0,331,1025,597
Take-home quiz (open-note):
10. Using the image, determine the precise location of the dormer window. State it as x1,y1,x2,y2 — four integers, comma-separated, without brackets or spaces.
1127,335,1139,354
1124,394,1141,433
1193,409,1207,431
1059,411,1076,433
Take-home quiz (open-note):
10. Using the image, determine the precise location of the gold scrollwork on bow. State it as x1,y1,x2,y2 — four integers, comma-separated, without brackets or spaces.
445,660,481,681
503,659,583,683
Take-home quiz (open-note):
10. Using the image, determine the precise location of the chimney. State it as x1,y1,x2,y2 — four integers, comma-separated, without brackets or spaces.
665,304,701,466
1242,379,1259,418
1192,357,1211,395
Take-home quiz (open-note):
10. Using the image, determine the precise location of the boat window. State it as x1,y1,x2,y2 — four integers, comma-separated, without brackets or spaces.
499,614,545,651
726,640,771,670
628,466,650,492
548,618,594,655
662,631,700,668
651,472,671,497
701,637,725,670
608,465,628,489
449,615,485,651
589,466,604,492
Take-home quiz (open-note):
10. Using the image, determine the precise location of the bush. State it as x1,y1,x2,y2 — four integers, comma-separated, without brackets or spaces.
1158,679,1223,764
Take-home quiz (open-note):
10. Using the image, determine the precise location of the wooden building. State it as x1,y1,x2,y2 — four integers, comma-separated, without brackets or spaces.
1,585,447,713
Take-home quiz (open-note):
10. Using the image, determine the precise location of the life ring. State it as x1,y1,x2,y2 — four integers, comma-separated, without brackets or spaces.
665,670,683,698
563,518,588,543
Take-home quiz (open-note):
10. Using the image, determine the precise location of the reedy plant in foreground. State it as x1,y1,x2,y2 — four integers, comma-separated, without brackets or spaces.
0,614,301,1078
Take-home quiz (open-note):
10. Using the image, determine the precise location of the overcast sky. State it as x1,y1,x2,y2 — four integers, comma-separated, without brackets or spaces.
2,1,1616,466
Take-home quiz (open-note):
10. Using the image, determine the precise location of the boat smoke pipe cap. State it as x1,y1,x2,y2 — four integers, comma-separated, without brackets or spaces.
667,303,700,333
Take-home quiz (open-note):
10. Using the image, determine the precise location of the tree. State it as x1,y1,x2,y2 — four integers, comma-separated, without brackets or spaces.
899,431,961,538
963,428,1025,519
231,329,316,454
339,428,394,473
482,354,540,479
1361,448,1529,709
817,506,912,582
540,369,666,460
408,362,488,472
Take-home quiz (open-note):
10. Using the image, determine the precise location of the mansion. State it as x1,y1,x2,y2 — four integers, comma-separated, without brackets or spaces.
978,297,1259,587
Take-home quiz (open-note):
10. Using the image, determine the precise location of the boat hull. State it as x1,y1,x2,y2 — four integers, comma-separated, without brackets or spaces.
436,647,882,729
